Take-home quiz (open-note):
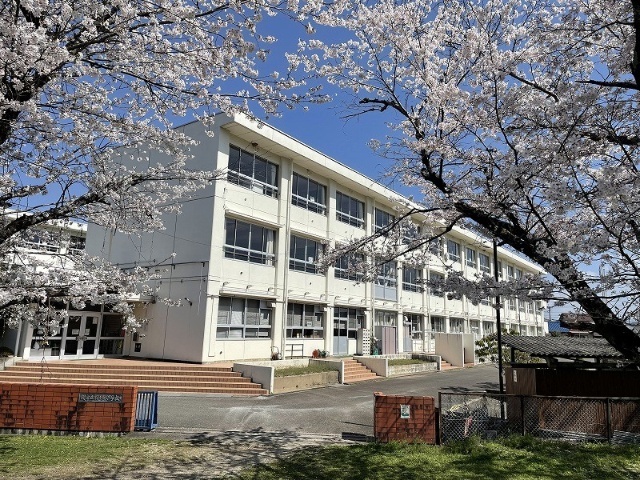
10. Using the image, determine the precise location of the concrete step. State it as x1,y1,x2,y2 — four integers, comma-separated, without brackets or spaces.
2,361,267,395
342,358,378,384
0,376,262,389
3,367,244,378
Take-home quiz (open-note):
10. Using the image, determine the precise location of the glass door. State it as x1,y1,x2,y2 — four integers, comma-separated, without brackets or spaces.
62,314,100,358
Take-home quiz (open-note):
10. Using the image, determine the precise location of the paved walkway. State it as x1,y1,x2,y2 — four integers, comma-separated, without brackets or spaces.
153,363,499,438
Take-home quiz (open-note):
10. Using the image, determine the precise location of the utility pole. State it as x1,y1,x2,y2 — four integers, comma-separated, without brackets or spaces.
493,239,505,400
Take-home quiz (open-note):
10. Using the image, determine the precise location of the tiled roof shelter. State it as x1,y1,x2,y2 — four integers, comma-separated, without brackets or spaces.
501,335,623,360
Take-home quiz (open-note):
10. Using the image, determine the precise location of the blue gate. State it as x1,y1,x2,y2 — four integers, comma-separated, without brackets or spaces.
135,391,158,431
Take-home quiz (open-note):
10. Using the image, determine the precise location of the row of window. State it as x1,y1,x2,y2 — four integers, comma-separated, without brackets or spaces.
228,144,528,280
217,299,538,341
228,145,394,230
20,233,86,254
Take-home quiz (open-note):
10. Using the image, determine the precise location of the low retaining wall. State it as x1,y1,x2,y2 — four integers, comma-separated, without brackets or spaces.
374,393,437,444
274,371,339,394
388,362,438,376
0,383,137,433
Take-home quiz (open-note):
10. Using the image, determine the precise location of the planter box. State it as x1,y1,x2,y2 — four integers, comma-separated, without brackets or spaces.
273,371,339,394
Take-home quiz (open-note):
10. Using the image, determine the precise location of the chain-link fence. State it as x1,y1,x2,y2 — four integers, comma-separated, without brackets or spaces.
439,391,640,444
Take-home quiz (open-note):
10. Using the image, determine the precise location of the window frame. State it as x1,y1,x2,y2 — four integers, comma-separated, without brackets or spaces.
374,208,395,233
291,172,327,215
289,235,324,274
227,144,279,198
429,272,445,298
447,239,461,262
335,191,365,228
286,303,324,339
224,218,276,265
402,266,423,292
216,297,273,339
334,251,365,281
479,253,490,274
465,247,477,268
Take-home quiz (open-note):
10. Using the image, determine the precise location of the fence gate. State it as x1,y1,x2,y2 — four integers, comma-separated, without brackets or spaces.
135,391,159,431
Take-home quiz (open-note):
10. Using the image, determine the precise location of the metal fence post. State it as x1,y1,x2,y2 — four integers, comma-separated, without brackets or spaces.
520,395,526,436
438,391,443,445
606,397,612,444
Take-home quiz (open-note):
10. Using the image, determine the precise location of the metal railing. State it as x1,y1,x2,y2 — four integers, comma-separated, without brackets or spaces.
439,391,640,444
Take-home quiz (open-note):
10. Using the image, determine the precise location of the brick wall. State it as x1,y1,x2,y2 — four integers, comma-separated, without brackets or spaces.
374,393,437,443
0,383,137,433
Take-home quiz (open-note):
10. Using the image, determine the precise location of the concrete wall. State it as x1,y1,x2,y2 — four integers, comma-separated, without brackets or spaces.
434,333,465,367
463,333,477,365
273,371,339,394
234,363,275,393
356,356,388,377
388,362,438,376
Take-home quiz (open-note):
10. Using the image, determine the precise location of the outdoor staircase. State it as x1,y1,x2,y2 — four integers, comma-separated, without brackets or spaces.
0,361,268,395
342,358,378,383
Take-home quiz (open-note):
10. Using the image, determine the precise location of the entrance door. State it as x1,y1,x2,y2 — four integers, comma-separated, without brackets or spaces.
63,314,100,358
333,318,348,356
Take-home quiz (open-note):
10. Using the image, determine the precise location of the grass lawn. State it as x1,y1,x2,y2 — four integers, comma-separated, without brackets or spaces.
237,436,640,480
274,363,336,377
1,434,639,479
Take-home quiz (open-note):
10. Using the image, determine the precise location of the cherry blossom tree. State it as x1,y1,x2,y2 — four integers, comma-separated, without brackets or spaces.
0,0,327,335
293,0,640,361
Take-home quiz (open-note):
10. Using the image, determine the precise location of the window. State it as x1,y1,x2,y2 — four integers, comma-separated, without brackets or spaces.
509,297,516,311
402,266,423,292
287,303,324,339
375,310,396,326
227,144,279,197
336,191,365,228
69,235,86,254
429,272,445,297
224,218,275,265
292,173,326,214
21,232,59,252
479,253,490,274
405,313,423,340
507,265,515,280
217,297,272,338
375,261,397,300
465,248,476,268
430,316,446,332
402,223,421,245
430,238,445,257
374,208,395,233
483,321,495,335
333,307,364,339
450,317,465,333
334,252,364,281
447,239,461,262
497,261,503,278
289,235,323,274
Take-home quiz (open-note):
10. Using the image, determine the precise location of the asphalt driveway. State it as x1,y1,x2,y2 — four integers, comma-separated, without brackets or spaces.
155,364,499,438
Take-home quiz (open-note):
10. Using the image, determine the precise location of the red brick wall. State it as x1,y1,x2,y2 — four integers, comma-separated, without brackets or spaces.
374,393,436,443
0,383,137,433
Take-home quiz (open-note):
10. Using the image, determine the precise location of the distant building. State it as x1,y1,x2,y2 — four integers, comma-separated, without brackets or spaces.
558,313,596,337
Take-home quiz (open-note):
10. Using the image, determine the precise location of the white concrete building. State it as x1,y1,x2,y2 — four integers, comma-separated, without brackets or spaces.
86,114,546,363
1,217,96,359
